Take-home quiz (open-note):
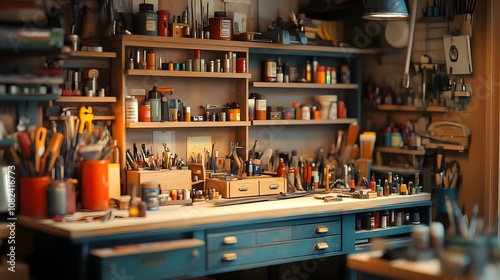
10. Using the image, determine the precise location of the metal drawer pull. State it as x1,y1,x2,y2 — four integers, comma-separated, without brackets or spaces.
268,184,279,190
238,186,249,191
222,252,238,261
315,242,329,250
316,226,329,233
223,236,238,244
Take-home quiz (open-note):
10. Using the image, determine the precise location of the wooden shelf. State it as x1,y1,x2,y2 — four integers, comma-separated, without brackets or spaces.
126,121,251,129
355,225,416,240
126,69,251,79
69,51,116,58
109,34,378,55
377,105,448,112
48,115,115,121
0,94,59,101
424,143,467,152
376,147,425,156
251,82,359,90
252,118,357,126
55,96,117,103
371,165,421,175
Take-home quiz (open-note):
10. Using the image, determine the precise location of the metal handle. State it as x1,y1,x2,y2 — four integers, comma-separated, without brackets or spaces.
316,226,329,234
222,252,238,261
268,184,279,190
238,186,249,191
315,242,329,250
223,236,238,245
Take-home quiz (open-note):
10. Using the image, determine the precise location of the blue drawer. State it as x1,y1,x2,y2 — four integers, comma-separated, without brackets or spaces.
256,226,292,244
207,231,256,252
207,235,341,269
293,220,341,239
89,239,205,280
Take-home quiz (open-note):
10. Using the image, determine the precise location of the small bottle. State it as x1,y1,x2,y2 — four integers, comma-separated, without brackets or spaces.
305,60,312,82
147,49,155,70
185,106,191,122
326,67,331,84
369,173,376,191
276,66,284,83
383,179,390,196
400,178,407,195
138,201,147,217
316,65,326,84
277,158,287,178
376,179,383,197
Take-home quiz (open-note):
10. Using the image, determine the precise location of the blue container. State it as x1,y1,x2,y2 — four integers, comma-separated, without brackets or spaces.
434,187,458,213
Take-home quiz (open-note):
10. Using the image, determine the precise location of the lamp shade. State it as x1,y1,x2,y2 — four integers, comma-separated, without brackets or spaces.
363,0,409,20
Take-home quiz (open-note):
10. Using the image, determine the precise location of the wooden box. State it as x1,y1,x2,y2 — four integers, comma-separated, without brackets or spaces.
206,176,286,198
127,169,191,197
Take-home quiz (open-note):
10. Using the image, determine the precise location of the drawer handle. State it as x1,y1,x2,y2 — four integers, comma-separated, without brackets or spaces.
223,236,238,244
316,226,329,233
315,242,329,250
222,252,238,261
238,186,249,191
268,184,279,190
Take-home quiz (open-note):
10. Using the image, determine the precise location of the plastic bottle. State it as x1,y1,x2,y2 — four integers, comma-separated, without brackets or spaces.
316,65,326,84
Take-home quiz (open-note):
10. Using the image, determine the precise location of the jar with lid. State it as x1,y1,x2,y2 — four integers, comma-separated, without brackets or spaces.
157,10,169,36
209,11,233,40
125,96,139,122
134,2,157,36
227,102,241,121
262,59,277,82
301,104,310,120
255,94,267,120
316,65,326,84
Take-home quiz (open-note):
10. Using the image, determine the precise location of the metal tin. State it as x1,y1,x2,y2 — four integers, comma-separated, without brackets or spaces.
395,212,403,226
380,215,388,228
141,182,159,210
209,60,215,72
366,214,375,230
186,59,193,71
46,180,67,217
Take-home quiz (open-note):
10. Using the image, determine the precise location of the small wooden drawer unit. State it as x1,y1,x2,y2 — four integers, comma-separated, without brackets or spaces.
89,239,205,280
206,176,285,198
206,217,342,270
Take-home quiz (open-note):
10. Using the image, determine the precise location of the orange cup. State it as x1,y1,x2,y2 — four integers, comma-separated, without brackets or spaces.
20,176,51,218
81,160,109,211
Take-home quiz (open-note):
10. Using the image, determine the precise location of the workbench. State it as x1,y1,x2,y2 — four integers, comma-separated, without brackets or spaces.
18,193,431,280
347,250,499,280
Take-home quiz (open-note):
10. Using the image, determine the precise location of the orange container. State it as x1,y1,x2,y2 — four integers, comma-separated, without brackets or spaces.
20,176,51,218
81,160,109,211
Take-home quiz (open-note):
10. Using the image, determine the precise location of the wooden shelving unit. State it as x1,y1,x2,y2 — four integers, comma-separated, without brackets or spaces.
55,96,116,103
377,104,448,112
69,51,117,58
251,118,357,126
125,121,251,129
126,69,251,79
251,82,359,90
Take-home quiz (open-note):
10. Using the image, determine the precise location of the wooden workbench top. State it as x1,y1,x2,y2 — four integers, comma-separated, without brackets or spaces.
18,193,430,240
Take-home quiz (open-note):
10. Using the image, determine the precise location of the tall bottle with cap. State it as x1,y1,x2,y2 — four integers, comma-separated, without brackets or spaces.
148,86,161,122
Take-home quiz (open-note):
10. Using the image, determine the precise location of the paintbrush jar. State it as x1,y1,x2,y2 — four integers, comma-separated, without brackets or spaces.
81,160,109,211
